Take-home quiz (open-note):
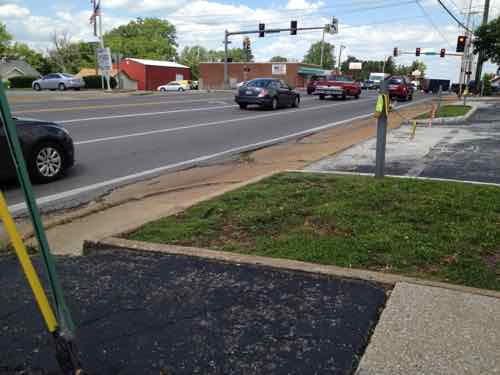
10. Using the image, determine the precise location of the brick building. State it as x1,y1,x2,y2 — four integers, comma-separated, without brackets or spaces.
119,58,191,91
199,62,329,90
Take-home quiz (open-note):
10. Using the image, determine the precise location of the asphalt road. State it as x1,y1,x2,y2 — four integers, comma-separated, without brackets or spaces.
4,90,429,213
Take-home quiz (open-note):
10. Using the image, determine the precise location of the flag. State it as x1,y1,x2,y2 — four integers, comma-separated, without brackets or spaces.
89,0,101,36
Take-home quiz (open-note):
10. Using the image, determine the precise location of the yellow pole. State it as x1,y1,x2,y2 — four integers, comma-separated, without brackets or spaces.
0,191,58,333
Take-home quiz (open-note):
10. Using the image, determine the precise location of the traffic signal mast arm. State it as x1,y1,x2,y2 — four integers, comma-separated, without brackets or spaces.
395,49,463,57
227,25,328,36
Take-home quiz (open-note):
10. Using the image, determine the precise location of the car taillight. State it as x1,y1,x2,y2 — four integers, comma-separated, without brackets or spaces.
257,89,268,97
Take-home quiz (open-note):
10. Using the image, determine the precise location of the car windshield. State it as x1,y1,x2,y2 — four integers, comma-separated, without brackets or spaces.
246,80,271,88
169,82,179,85
62,74,74,78
389,78,403,84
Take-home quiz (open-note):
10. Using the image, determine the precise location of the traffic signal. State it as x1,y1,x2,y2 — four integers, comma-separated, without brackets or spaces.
440,48,446,58
456,35,466,52
243,37,251,52
416,47,421,57
393,47,399,57
290,20,297,35
259,23,265,37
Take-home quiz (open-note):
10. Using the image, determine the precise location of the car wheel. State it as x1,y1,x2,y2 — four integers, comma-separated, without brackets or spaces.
341,91,347,100
291,95,300,108
319,94,325,100
270,97,278,110
354,93,360,99
160,88,166,92
58,83,66,91
33,83,41,91
30,143,65,183
178,87,184,92
239,103,247,109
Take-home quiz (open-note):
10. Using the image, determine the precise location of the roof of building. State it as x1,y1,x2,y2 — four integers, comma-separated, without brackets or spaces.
126,58,189,69
0,59,40,78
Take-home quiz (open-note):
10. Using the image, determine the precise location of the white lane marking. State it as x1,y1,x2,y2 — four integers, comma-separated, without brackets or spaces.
8,97,430,214
74,98,374,145
59,105,236,124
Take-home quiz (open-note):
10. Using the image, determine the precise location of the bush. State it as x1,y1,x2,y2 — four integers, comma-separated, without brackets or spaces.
482,74,494,96
2,79,10,89
9,76,39,89
83,75,117,89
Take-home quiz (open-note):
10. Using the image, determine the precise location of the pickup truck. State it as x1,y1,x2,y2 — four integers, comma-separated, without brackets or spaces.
313,75,362,100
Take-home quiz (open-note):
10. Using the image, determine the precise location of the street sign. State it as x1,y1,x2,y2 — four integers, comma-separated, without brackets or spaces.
97,47,112,71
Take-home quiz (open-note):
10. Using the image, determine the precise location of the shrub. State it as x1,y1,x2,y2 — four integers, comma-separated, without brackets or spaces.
9,76,39,89
482,73,494,96
83,75,117,89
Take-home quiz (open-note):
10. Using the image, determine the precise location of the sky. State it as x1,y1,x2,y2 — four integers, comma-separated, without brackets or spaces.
1,0,499,81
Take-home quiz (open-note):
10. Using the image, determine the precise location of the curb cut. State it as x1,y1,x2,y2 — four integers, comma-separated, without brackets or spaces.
414,103,478,125
83,237,500,300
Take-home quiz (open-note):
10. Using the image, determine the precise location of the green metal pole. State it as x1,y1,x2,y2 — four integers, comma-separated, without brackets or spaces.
0,82,82,372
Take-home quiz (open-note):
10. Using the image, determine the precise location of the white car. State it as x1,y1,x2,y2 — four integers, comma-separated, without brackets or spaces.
157,81,190,92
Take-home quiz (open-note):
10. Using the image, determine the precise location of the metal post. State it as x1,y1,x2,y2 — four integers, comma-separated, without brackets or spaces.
474,0,490,92
337,45,345,71
223,30,229,89
320,28,325,69
99,8,112,92
375,80,389,178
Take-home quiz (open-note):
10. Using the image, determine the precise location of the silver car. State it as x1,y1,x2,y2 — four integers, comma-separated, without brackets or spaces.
32,73,85,91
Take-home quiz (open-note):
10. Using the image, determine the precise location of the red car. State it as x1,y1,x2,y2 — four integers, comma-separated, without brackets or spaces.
306,75,326,95
313,75,361,100
387,75,414,101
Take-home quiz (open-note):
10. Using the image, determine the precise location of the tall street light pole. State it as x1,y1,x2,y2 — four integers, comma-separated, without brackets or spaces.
474,0,490,92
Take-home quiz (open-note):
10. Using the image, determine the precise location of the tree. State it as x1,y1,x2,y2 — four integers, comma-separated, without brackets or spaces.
0,22,12,56
340,55,364,80
104,18,177,60
179,46,208,80
5,42,53,74
78,42,98,70
302,41,336,69
204,48,250,63
395,60,427,78
473,16,500,65
48,31,82,73
270,56,288,62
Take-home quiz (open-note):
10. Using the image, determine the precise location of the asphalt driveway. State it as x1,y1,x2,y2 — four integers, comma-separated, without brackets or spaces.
0,249,386,374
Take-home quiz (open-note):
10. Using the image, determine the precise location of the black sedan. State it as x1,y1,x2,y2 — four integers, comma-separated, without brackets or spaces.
0,117,75,183
235,78,300,110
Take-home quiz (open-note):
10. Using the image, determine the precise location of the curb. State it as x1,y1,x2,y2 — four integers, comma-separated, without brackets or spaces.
414,103,478,125
83,237,500,300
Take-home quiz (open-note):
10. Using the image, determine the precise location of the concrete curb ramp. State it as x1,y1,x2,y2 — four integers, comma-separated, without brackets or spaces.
83,238,500,375
415,102,478,125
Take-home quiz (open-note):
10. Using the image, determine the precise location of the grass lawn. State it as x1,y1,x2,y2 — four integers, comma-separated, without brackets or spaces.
415,105,472,119
128,173,500,291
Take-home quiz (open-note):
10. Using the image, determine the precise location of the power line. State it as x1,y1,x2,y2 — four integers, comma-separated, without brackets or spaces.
414,0,454,47
435,0,474,32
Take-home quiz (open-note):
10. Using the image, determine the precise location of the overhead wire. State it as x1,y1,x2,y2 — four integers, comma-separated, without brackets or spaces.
414,0,454,47
435,0,474,32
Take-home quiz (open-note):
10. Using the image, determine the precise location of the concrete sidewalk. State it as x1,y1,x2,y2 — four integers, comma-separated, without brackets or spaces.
307,101,500,184
357,283,500,375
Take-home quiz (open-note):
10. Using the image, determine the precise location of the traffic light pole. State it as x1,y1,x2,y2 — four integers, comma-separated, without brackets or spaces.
223,25,330,88
474,0,490,92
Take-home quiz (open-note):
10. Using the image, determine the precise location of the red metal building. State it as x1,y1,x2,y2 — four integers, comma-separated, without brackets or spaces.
119,58,191,91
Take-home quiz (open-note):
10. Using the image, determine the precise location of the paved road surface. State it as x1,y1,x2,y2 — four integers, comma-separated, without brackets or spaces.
4,90,429,213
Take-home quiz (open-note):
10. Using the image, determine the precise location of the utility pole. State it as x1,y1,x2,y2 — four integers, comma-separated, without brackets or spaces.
459,0,473,97
98,6,112,92
474,0,490,93
223,30,231,88
320,28,325,69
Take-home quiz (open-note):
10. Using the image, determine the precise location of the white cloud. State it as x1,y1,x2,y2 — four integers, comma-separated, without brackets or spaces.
285,0,324,11
0,3,30,18
104,0,183,12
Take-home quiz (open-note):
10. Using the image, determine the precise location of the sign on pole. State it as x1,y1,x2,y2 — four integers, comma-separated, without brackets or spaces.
349,62,362,70
97,47,112,72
